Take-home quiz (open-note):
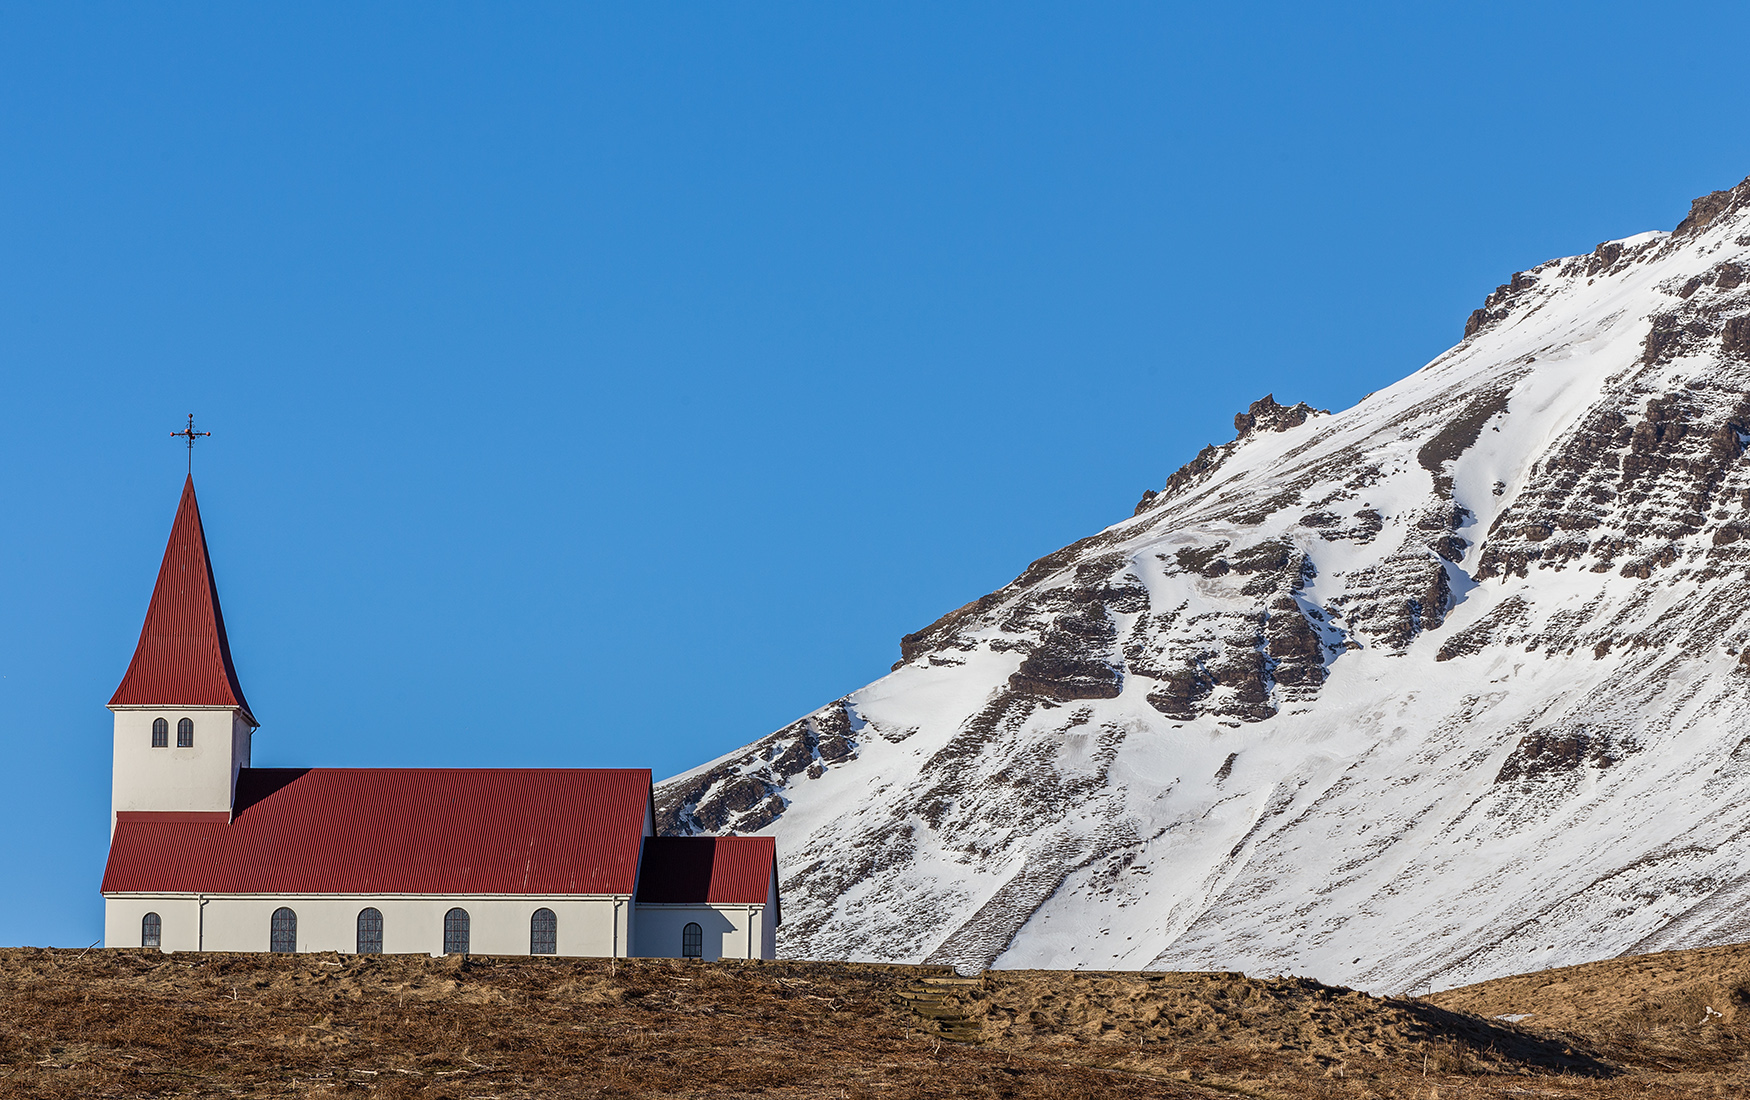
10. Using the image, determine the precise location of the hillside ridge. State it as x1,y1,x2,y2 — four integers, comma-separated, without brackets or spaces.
660,175,1750,993
4,944,1747,1097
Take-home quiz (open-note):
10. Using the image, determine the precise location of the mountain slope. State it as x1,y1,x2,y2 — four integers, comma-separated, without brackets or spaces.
658,177,1750,993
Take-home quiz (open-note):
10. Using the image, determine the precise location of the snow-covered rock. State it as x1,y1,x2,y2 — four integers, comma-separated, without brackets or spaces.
658,176,1750,994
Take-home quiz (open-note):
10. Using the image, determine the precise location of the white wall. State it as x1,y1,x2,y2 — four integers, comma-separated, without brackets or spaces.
105,894,632,957
634,904,771,960
762,873,779,960
106,896,203,952
110,706,251,829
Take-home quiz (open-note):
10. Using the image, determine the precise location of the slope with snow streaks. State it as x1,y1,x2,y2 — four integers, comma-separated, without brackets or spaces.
657,176,1750,993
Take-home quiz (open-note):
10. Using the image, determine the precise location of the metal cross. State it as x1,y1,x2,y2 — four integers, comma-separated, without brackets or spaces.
171,413,211,474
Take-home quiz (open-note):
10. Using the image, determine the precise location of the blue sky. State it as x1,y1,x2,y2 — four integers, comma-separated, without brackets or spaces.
3,3,1748,946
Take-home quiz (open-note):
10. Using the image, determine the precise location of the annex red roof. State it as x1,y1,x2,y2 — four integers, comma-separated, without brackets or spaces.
636,836,779,919
109,476,254,724
102,768,654,896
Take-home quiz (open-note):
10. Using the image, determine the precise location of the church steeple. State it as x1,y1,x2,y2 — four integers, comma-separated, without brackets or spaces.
108,474,259,831
110,475,255,725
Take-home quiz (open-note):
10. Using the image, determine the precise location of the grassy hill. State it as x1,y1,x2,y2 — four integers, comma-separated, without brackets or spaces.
0,945,1744,1097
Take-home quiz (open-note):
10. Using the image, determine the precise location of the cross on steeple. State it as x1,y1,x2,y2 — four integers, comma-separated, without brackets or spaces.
170,413,211,474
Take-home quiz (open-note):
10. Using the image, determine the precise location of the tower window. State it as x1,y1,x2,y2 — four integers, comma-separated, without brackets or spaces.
530,908,557,955
682,922,703,959
151,718,168,748
270,907,297,953
141,912,161,948
357,908,383,955
443,908,470,955
176,717,194,748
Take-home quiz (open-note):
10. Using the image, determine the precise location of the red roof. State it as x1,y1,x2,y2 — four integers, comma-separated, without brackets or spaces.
109,476,255,724
636,836,779,918
102,768,654,895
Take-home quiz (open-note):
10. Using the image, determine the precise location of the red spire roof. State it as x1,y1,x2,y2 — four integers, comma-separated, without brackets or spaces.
109,476,255,724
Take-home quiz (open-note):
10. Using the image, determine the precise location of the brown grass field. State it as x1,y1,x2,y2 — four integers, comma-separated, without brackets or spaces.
0,943,1744,1098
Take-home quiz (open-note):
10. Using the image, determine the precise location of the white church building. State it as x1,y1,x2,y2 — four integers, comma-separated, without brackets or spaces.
102,476,779,960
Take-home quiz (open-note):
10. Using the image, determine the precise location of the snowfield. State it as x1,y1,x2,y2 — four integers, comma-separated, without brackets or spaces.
659,176,1750,994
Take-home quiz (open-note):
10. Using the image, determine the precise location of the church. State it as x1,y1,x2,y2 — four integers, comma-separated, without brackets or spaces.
101,475,779,960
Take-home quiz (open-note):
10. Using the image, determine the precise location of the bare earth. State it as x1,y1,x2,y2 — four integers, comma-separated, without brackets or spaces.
0,944,1744,1098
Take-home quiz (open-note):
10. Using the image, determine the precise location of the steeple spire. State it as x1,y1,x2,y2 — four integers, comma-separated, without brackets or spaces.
109,476,255,725
170,413,210,475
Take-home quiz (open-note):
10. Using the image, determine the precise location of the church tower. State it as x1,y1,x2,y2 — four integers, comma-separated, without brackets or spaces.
108,476,257,831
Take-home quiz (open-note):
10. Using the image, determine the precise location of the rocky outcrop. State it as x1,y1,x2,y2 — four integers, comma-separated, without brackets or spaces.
1134,396,1330,519
1723,315,1750,357
1234,394,1320,437
1475,385,1750,585
1465,265,1551,338
1418,389,1511,496
1007,604,1123,701
656,700,859,836
1672,176,1750,238
1495,724,1639,783
1434,595,1529,662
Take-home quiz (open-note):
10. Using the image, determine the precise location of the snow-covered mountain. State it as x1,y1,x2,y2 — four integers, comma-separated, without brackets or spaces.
658,177,1750,993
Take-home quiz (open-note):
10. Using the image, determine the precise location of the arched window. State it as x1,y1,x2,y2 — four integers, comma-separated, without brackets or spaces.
443,907,470,955
141,912,161,948
151,718,168,748
176,717,194,748
356,908,383,954
270,907,297,953
530,908,557,955
681,922,703,959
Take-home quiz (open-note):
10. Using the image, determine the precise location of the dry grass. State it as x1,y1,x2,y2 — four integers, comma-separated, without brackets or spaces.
0,950,1186,1100
1432,940,1750,1094
0,945,1745,1097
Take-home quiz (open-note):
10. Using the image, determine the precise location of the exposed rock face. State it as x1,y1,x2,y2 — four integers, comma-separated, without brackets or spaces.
1234,394,1321,437
661,175,1750,994
1007,603,1124,702
656,701,859,835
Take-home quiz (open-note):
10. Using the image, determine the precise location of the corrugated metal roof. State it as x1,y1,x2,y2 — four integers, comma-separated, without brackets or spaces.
102,768,653,896
108,476,255,723
635,836,779,916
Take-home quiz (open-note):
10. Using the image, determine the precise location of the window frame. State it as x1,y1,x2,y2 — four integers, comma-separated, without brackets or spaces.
151,718,168,748
141,911,161,948
270,907,297,953
356,907,383,955
681,921,703,959
176,717,194,748
530,907,557,955
443,907,470,955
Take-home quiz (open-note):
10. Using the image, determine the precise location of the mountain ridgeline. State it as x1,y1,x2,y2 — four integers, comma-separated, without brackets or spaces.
657,177,1750,993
